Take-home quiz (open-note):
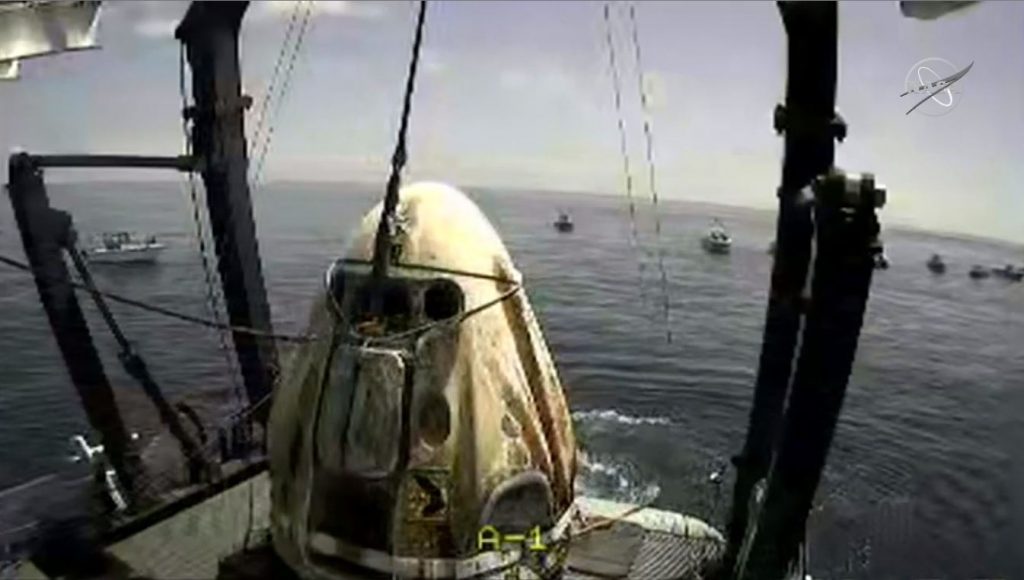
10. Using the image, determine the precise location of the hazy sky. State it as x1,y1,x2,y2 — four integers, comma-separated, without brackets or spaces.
1,0,1022,243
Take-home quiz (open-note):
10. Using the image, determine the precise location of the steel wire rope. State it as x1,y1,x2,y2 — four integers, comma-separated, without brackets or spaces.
250,0,315,189
369,0,428,285
248,0,304,166
602,2,652,312
627,2,674,344
179,42,248,410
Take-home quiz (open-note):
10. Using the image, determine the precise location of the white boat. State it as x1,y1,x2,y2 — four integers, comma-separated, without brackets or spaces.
86,232,165,264
701,219,732,254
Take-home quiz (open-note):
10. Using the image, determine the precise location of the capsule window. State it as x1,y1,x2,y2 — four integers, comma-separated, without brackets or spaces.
355,282,412,319
423,279,463,321
381,285,411,317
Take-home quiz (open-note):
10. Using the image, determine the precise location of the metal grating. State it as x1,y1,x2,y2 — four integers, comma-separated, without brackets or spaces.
627,530,725,579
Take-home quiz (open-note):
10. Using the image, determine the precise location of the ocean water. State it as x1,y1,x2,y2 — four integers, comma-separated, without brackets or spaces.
1,181,1022,578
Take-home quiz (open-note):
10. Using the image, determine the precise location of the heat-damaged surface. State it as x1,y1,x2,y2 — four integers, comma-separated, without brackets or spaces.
267,182,577,577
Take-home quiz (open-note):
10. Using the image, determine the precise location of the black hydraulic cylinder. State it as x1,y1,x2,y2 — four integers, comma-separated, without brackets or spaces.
735,174,882,579
176,1,279,422
725,1,839,570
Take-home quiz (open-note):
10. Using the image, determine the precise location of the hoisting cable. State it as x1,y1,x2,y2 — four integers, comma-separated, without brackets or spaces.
628,2,674,344
0,252,516,348
248,0,305,166
2,246,293,502
0,253,315,343
0,249,283,497
250,0,315,189
369,0,428,296
602,2,651,311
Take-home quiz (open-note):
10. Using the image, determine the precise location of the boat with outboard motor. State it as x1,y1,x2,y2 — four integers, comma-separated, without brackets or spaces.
701,219,732,254
969,265,991,279
987,264,1019,282
990,263,1023,281
926,253,946,274
554,212,574,233
85,232,165,264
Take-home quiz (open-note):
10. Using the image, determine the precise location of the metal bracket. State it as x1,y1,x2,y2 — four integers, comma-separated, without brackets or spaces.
811,168,887,209
69,434,135,512
182,94,253,121
773,103,847,143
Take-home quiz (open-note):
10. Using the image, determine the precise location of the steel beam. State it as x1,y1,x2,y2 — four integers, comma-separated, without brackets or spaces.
30,155,195,170
176,1,278,423
6,153,142,497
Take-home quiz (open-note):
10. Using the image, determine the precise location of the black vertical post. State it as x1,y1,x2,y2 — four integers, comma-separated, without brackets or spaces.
735,173,883,579
176,1,278,422
6,153,141,495
725,0,840,570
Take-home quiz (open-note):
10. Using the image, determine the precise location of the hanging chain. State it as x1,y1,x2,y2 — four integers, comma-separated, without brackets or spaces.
250,0,315,189
179,43,247,409
602,2,650,311
370,0,428,285
627,2,674,344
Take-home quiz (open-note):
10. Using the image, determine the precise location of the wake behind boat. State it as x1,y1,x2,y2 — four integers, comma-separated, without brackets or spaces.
701,219,732,254
86,232,165,264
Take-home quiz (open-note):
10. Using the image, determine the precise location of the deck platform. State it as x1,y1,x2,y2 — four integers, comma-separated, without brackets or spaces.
8,470,724,579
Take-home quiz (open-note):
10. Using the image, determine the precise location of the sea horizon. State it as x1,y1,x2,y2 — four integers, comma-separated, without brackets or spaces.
29,177,1024,250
